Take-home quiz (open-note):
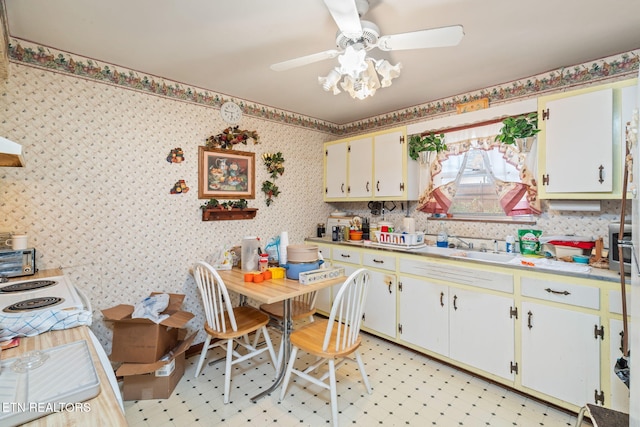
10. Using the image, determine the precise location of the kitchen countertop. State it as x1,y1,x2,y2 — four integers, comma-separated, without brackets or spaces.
306,237,626,284
1,270,127,427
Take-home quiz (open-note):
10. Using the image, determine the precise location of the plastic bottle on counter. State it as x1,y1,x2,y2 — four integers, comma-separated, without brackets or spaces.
436,222,449,248
506,235,516,253
259,253,269,272
241,236,260,271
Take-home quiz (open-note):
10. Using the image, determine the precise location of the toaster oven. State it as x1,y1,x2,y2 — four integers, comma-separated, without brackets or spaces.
0,248,36,278
609,223,631,274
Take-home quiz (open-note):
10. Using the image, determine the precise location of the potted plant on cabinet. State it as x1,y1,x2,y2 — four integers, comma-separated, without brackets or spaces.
408,132,447,164
495,112,541,153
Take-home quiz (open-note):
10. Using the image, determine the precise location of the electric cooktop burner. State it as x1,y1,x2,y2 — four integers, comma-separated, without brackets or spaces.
3,296,64,313
0,280,58,293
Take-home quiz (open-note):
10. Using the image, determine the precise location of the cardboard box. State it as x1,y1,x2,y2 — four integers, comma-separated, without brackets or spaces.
102,293,194,363
117,333,195,400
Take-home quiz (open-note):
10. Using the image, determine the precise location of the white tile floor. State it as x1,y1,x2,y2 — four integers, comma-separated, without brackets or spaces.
124,330,583,426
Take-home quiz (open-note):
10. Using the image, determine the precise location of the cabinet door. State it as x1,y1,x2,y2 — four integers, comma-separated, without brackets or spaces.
398,276,448,357
362,269,396,338
609,318,630,413
449,288,515,381
324,141,348,199
316,263,358,315
374,130,405,198
521,301,600,407
348,137,373,198
542,88,613,193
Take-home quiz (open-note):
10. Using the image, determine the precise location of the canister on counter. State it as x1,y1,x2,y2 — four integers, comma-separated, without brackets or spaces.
317,223,326,238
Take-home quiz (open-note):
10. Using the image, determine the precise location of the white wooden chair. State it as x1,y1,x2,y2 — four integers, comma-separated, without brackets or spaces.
279,268,372,426
260,290,318,373
192,261,277,404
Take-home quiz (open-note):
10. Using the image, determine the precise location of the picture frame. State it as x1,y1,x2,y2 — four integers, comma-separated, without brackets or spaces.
198,147,255,199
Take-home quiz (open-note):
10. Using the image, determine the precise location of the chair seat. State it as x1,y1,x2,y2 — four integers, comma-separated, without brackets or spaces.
290,319,361,359
204,306,270,340
260,300,316,321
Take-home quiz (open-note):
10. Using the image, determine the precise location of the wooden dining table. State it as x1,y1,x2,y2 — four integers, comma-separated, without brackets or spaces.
215,267,346,401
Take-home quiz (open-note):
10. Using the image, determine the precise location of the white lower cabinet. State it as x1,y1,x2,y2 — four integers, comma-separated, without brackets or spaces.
398,276,448,356
449,287,515,381
609,318,630,413
398,258,515,381
520,276,602,407
362,269,397,338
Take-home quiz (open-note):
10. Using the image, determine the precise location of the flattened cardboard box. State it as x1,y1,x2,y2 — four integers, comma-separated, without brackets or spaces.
102,293,194,364
117,333,196,400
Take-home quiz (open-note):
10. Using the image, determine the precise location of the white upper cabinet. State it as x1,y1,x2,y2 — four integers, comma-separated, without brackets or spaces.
324,126,415,201
537,79,637,199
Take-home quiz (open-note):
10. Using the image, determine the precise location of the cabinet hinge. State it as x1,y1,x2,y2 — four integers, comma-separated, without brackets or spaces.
509,306,518,319
510,361,518,374
400,182,405,191
594,325,605,340
398,323,403,334
542,108,550,121
398,281,403,292
348,145,351,153
594,389,605,405
400,135,404,144
325,149,328,156
542,174,550,186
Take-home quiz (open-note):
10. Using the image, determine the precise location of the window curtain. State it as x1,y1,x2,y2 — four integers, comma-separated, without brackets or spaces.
416,123,541,216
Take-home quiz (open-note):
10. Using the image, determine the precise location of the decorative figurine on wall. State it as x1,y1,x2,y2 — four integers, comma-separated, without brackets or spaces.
205,127,260,150
170,180,189,194
167,147,185,163
261,152,285,206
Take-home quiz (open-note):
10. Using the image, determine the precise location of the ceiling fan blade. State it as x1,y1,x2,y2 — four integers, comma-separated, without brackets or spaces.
377,25,464,51
323,0,363,39
270,49,341,71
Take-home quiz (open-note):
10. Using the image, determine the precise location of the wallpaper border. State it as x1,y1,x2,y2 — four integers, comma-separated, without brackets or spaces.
8,38,639,136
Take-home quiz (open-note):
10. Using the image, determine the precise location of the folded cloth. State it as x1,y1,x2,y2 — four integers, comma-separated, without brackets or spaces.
0,308,92,342
508,256,592,273
131,293,170,324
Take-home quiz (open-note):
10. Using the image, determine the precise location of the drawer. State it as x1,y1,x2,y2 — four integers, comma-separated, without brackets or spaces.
316,245,331,260
331,247,361,265
521,277,599,310
399,257,513,293
362,252,396,272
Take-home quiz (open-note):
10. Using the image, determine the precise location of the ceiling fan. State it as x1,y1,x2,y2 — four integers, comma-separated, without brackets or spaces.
270,0,464,100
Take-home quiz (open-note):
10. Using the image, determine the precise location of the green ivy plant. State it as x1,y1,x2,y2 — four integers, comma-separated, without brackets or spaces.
495,112,541,145
261,181,280,206
408,132,447,160
261,152,285,206
200,198,248,210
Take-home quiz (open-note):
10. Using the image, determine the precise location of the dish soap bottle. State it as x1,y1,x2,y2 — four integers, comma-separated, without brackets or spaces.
437,222,449,248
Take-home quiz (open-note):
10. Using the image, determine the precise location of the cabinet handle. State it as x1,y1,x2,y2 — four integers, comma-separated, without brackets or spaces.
439,292,444,307
527,310,533,329
366,181,370,192
376,181,380,192
598,165,604,184
340,254,350,258
341,183,345,193
385,278,393,294
544,288,570,296
453,294,458,311
373,259,384,264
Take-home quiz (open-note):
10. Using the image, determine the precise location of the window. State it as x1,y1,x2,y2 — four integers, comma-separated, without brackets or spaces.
417,122,539,218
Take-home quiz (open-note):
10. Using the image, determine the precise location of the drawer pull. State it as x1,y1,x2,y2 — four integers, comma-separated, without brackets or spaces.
439,292,444,307
544,288,570,296
527,310,533,329
453,294,458,311
341,254,351,258
373,259,384,264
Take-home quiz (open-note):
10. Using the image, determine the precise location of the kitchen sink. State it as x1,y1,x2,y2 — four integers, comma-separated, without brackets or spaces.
407,245,516,264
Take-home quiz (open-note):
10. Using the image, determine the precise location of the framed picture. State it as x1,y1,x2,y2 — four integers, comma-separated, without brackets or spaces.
198,147,255,199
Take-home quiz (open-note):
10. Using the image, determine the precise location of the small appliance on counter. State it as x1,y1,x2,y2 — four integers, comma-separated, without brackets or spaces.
0,248,36,278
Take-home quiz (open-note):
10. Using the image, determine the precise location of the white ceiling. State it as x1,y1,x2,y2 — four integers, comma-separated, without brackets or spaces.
4,0,640,125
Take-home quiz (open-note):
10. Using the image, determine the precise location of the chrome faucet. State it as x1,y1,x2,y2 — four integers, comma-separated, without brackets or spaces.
450,236,473,250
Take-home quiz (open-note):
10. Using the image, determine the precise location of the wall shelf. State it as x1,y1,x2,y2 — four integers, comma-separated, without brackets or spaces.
202,208,257,221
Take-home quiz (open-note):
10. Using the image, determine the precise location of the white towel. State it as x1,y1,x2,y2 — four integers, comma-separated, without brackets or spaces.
508,256,591,273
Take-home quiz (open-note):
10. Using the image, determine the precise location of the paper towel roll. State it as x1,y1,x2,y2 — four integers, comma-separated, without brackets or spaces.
279,231,289,265
403,217,416,234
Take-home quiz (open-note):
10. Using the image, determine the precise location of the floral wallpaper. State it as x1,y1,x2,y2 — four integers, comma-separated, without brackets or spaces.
0,39,637,351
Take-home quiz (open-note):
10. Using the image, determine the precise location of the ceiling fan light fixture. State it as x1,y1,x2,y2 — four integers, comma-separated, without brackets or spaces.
337,45,368,78
375,59,402,87
319,69,343,94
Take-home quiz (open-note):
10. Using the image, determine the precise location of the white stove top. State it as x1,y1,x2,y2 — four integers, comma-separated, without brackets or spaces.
0,275,86,314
